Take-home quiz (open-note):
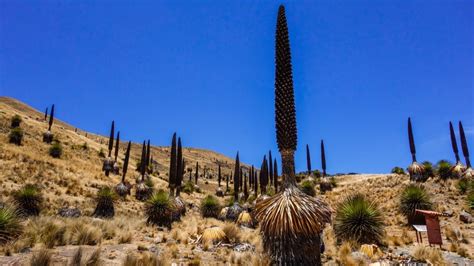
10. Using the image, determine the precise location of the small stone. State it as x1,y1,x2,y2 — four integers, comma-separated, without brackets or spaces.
460,210,473,223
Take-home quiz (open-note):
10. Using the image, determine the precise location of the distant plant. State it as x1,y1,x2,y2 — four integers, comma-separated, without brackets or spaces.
98,148,105,158
43,104,55,144
459,121,473,179
421,161,434,179
334,194,384,245
145,190,174,229
400,184,432,225
136,141,153,201
49,141,63,158
436,160,453,180
92,187,116,218
457,178,473,194
300,180,315,196
102,121,115,177
116,141,132,197
8,127,23,145
200,195,221,218
11,115,22,128
182,180,195,194
391,167,406,175
12,184,42,216
407,118,426,182
0,204,22,244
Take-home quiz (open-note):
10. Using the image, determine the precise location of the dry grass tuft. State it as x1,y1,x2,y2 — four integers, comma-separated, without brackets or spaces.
222,222,241,243
30,248,52,266
411,245,446,265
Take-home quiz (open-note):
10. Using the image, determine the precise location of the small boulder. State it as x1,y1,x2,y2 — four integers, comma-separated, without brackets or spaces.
459,210,472,223
58,207,81,218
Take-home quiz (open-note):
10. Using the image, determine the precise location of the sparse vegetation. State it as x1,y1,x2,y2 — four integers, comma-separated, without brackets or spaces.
13,184,42,216
436,160,453,180
30,248,52,266
400,184,432,225
200,195,221,218
300,180,315,196
334,194,384,245
391,167,405,175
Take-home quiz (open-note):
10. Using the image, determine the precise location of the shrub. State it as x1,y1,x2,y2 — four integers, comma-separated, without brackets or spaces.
422,161,434,179
334,194,384,245
300,180,315,196
468,190,474,210
145,190,174,228
200,195,221,218
0,204,22,244
391,167,405,175
8,127,23,145
436,160,453,180
49,142,63,158
400,184,432,225
11,115,22,128
92,187,116,218
12,184,42,216
30,248,52,266
457,178,473,194
98,148,105,158
182,180,194,194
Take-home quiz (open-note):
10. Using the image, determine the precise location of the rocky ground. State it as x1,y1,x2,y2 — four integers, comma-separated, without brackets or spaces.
0,97,473,265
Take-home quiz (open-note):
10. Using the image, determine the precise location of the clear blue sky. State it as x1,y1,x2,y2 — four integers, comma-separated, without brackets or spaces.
1,0,473,173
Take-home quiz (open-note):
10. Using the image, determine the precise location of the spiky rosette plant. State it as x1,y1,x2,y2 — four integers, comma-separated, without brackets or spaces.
334,194,384,245
43,104,55,143
116,141,132,197
226,152,243,221
407,118,426,182
145,190,175,229
92,187,116,218
200,195,221,218
400,184,432,225
102,121,115,176
0,204,22,244
112,131,121,175
13,184,42,216
11,115,22,128
254,6,331,265
9,127,23,146
459,121,473,179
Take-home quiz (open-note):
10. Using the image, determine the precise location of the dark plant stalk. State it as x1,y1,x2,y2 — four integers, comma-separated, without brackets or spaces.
254,170,259,193
44,107,48,121
195,162,199,185
145,140,151,172
239,167,243,191
114,131,120,162
107,121,115,157
244,173,248,198
269,151,274,186
176,137,183,195
449,122,460,163
306,144,312,174
408,117,417,162
140,141,146,180
218,164,222,187
48,104,55,131
122,141,131,182
459,121,471,167
234,152,240,201
321,140,326,177
169,133,177,195
273,159,278,192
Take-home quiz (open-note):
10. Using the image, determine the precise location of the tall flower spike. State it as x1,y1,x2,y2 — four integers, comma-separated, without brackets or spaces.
107,121,115,157
321,140,326,177
234,152,240,201
195,162,199,184
122,141,131,182
449,122,460,163
176,137,183,190
44,107,48,121
114,131,120,161
306,144,312,174
48,104,55,131
169,133,177,195
459,121,471,167
273,159,278,192
408,117,417,162
218,164,222,187
145,140,151,172
269,151,274,186
140,141,147,178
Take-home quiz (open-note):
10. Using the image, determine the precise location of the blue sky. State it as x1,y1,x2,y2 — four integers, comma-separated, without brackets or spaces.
1,0,472,173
